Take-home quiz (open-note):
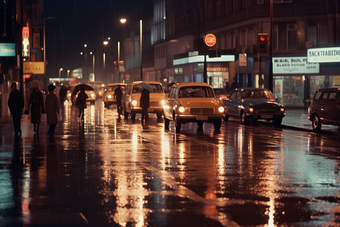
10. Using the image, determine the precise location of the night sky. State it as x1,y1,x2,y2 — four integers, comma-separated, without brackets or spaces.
42,0,153,80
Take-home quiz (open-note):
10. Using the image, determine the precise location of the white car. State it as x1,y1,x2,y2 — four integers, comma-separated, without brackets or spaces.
163,82,225,132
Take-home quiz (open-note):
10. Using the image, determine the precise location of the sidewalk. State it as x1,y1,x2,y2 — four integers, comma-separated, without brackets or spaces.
282,109,340,134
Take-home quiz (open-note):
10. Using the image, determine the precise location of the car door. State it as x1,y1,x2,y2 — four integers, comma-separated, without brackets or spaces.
327,91,340,125
317,91,329,122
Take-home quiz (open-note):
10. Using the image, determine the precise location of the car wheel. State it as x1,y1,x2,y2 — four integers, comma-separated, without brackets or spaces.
164,118,170,130
131,112,136,120
156,112,163,120
240,111,249,125
214,119,222,131
197,121,203,131
312,114,321,132
273,117,282,127
175,117,181,132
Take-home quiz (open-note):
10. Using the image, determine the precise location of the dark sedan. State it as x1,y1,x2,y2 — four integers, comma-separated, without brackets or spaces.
223,88,285,126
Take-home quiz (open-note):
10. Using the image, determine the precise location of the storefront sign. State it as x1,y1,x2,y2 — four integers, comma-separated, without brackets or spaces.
334,76,340,86
239,53,247,66
22,27,30,57
0,43,15,57
273,57,319,74
23,62,44,74
307,47,340,63
207,67,228,72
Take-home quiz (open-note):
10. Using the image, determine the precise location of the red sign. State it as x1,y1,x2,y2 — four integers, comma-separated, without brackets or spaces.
205,34,216,47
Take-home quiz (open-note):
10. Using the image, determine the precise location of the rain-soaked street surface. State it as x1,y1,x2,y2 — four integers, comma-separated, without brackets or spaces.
1,100,340,227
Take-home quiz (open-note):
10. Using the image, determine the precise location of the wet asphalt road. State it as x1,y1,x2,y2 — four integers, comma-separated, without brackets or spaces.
1,100,340,227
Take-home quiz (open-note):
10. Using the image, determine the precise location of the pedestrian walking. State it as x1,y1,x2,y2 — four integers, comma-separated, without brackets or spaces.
114,85,123,118
8,82,24,137
76,89,88,120
45,84,60,136
29,87,44,133
59,85,67,104
225,82,231,95
140,88,150,124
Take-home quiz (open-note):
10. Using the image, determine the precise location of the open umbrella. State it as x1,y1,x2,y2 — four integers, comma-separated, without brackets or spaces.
139,82,153,92
72,83,94,95
26,80,44,88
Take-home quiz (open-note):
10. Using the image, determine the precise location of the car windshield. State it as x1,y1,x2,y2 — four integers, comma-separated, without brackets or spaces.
214,89,226,95
241,90,274,99
108,85,126,92
132,84,163,93
178,86,214,98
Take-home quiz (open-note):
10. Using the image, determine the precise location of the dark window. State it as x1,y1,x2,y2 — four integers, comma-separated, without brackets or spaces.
321,92,329,100
314,91,322,99
328,92,337,102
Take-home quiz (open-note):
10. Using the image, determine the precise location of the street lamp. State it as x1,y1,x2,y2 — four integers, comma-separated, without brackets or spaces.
120,18,143,81
67,69,70,78
43,17,56,87
59,68,63,78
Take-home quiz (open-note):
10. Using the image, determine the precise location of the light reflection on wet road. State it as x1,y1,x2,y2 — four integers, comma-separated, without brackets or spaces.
0,100,340,226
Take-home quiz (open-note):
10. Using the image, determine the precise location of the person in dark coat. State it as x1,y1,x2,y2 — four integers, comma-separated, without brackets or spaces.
45,84,60,136
8,82,24,137
114,85,123,118
29,87,44,133
140,88,150,124
76,89,88,120
59,85,67,104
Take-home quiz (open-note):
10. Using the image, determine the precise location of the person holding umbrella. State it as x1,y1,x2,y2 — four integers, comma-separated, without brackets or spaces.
76,88,88,120
8,82,24,137
29,87,44,133
45,84,60,136
114,85,123,118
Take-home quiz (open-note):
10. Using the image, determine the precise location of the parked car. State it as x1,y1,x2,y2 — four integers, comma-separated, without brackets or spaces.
103,83,127,108
122,81,166,120
213,88,228,100
223,88,285,126
308,87,340,132
163,82,225,132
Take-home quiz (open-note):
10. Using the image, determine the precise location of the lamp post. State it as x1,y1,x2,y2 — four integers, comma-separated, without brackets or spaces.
120,18,143,81
67,69,70,78
59,68,63,78
43,17,56,87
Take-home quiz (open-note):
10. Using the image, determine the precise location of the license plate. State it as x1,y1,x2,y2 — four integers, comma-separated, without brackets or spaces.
261,115,273,119
196,116,208,120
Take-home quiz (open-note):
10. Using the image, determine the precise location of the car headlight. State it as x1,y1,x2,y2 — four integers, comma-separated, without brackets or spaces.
178,106,185,113
161,100,165,105
91,93,95,98
108,94,112,99
218,106,225,113
280,108,285,112
249,107,254,113
132,100,138,106
68,93,71,97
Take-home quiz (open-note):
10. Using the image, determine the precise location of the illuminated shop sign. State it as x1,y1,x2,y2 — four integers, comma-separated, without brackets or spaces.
23,62,44,74
207,67,228,72
307,47,340,63
173,55,235,65
273,57,319,74
0,43,15,57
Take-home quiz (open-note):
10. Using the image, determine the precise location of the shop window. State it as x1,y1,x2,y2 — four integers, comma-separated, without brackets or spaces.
273,76,304,107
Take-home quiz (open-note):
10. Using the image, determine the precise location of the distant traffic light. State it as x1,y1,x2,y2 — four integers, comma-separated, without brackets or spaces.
257,33,269,53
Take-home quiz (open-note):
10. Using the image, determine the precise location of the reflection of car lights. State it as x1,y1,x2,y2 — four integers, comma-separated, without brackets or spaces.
132,100,137,106
108,94,112,99
161,100,165,105
280,108,285,112
68,93,71,97
91,93,95,98
218,106,225,113
249,107,254,113
178,106,185,113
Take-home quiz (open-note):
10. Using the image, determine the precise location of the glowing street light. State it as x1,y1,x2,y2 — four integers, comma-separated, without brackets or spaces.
59,68,63,78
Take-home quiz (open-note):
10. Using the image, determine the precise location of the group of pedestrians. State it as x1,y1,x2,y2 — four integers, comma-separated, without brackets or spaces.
8,83,60,137
8,82,152,137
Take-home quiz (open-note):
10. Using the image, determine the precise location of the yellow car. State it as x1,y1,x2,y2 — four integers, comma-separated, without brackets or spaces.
163,82,225,132
122,81,166,120
103,83,127,108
